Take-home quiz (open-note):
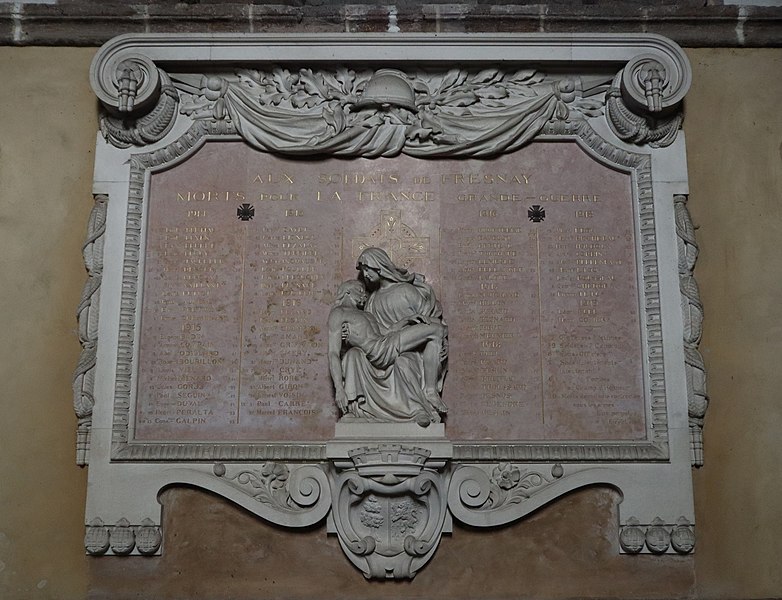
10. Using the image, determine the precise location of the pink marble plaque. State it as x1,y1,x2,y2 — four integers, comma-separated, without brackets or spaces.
134,141,646,443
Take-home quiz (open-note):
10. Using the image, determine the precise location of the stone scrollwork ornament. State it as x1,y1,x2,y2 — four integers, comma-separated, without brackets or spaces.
213,462,328,515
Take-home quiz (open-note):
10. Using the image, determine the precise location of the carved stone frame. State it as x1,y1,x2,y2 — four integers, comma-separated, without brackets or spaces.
80,34,702,570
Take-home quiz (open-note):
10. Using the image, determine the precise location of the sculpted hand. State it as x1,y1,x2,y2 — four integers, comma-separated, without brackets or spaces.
335,389,348,414
390,315,433,332
440,336,449,362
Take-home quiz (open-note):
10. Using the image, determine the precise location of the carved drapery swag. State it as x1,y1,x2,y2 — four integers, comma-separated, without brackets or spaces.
168,68,607,158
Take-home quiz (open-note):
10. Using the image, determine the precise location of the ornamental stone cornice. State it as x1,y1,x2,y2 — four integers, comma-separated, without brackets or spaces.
3,3,782,47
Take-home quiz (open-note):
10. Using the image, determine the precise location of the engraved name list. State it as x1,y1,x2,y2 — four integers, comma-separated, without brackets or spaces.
132,141,647,444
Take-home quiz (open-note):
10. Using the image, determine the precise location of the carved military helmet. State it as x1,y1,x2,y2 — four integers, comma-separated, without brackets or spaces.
355,68,417,111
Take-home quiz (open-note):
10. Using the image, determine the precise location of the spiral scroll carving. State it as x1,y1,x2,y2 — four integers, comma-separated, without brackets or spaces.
606,71,683,148
100,70,179,148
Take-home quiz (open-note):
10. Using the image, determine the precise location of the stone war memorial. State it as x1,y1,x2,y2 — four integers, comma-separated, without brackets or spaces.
79,33,704,578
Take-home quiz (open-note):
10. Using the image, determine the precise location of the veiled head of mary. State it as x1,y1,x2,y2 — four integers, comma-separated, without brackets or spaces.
356,247,415,289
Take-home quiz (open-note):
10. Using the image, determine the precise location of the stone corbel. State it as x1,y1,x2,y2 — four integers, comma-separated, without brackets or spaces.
606,53,690,148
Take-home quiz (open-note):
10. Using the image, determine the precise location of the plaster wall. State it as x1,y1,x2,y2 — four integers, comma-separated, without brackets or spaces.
686,48,782,599
0,48,95,598
0,46,779,600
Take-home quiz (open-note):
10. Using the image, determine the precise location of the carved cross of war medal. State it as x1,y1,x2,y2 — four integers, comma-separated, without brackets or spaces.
352,209,429,270
528,205,546,223
237,203,255,221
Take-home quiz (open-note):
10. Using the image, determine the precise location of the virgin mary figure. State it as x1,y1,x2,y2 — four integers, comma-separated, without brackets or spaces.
339,247,448,425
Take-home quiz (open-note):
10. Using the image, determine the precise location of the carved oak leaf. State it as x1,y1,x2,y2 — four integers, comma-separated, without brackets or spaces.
405,126,434,142
298,69,330,100
291,90,322,109
320,69,354,98
411,78,431,95
418,110,443,134
272,68,296,98
264,92,287,106
236,69,263,88
335,67,354,90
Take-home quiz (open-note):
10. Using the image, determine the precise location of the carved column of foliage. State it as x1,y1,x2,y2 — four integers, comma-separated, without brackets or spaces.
675,194,709,466
73,194,108,466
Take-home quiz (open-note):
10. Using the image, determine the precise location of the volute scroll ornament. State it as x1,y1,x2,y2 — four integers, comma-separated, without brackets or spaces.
91,52,163,117
90,51,179,148
606,53,689,148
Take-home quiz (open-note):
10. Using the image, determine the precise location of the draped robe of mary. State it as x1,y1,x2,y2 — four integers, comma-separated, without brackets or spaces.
342,275,444,422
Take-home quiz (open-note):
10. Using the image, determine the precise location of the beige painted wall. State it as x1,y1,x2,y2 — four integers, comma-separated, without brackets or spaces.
685,48,782,599
0,48,96,598
0,47,780,599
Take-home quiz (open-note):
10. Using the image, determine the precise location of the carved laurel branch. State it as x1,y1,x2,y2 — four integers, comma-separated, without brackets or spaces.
620,516,695,555
73,194,108,466
85,517,162,556
674,194,709,467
